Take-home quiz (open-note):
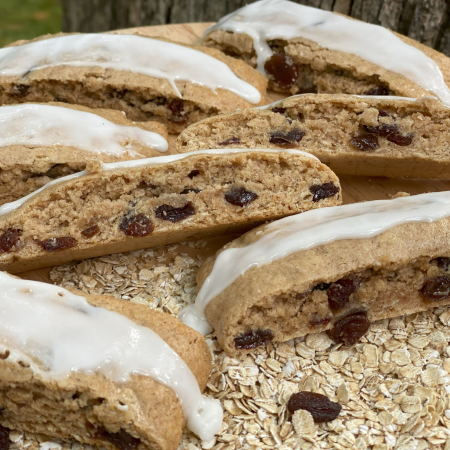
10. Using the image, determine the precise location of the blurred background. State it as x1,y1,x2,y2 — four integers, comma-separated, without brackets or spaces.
1,0,449,56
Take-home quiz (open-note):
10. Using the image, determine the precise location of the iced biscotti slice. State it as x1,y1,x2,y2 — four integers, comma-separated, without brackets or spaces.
203,0,450,103
177,94,450,179
0,148,341,273
0,102,168,206
183,191,450,355
0,271,221,450
0,33,267,133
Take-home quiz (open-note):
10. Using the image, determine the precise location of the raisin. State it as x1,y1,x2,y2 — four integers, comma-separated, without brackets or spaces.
271,107,286,114
0,228,21,253
218,137,241,145
155,203,195,222
35,237,78,252
378,110,394,118
168,98,186,122
234,329,274,349
0,424,10,450
309,314,332,328
225,187,258,207
81,225,99,238
432,257,450,271
327,277,360,312
180,188,200,194
365,85,389,96
309,183,340,202
386,131,414,146
14,84,29,96
287,391,341,422
314,282,331,291
420,276,450,302
138,181,157,189
363,123,398,137
349,133,379,151
264,53,299,90
96,427,141,450
269,129,305,146
187,170,200,179
327,311,370,346
120,213,154,237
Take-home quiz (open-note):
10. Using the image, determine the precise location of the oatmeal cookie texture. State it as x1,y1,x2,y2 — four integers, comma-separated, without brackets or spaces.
0,148,340,273
0,272,215,450
191,191,450,356
0,102,168,206
177,94,450,179
48,242,450,450
0,33,267,134
203,0,450,103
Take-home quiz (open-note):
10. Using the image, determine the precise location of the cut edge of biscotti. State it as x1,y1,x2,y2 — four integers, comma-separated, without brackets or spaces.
0,102,170,207
195,191,450,355
0,148,341,273
0,271,212,450
202,4,450,103
0,33,268,133
176,94,450,179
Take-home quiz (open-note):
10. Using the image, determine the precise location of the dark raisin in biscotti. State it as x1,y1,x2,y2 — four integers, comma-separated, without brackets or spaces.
190,191,450,355
203,0,450,104
176,94,450,179
0,148,341,273
0,271,215,450
0,33,267,134
0,102,168,206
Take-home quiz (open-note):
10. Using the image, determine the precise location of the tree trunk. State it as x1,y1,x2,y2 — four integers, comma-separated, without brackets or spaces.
61,0,450,57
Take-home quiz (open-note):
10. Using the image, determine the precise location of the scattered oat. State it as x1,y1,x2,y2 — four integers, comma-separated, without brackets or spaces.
8,239,448,450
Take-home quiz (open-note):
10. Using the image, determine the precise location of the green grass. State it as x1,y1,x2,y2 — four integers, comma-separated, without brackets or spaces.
0,0,61,48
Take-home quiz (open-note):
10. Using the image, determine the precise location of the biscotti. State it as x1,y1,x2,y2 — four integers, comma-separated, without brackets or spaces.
0,103,168,206
0,33,267,133
177,94,450,179
182,191,450,355
0,271,221,449
203,0,450,104
0,148,341,273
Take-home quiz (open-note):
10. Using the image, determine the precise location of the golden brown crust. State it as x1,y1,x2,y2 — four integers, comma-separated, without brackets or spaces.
0,278,211,450
0,150,341,273
0,33,267,133
198,212,450,355
176,94,450,178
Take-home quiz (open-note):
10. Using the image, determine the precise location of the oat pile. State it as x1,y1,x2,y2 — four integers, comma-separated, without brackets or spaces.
11,241,450,450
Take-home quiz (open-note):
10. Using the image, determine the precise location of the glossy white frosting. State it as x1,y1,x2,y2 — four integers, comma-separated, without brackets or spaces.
0,104,168,155
207,0,450,106
0,272,222,441
0,33,261,104
0,148,318,217
180,191,450,335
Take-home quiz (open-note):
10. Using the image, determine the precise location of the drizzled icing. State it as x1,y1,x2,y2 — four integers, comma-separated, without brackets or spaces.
0,33,261,104
0,148,318,217
0,272,222,441
180,191,450,335
206,0,450,106
0,104,168,155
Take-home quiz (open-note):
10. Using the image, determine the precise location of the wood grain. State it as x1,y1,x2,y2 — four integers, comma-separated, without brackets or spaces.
18,22,450,283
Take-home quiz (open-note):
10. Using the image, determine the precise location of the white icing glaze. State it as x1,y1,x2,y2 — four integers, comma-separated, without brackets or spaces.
0,104,168,154
0,272,222,441
207,0,450,106
0,148,319,217
181,191,450,335
0,34,261,104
